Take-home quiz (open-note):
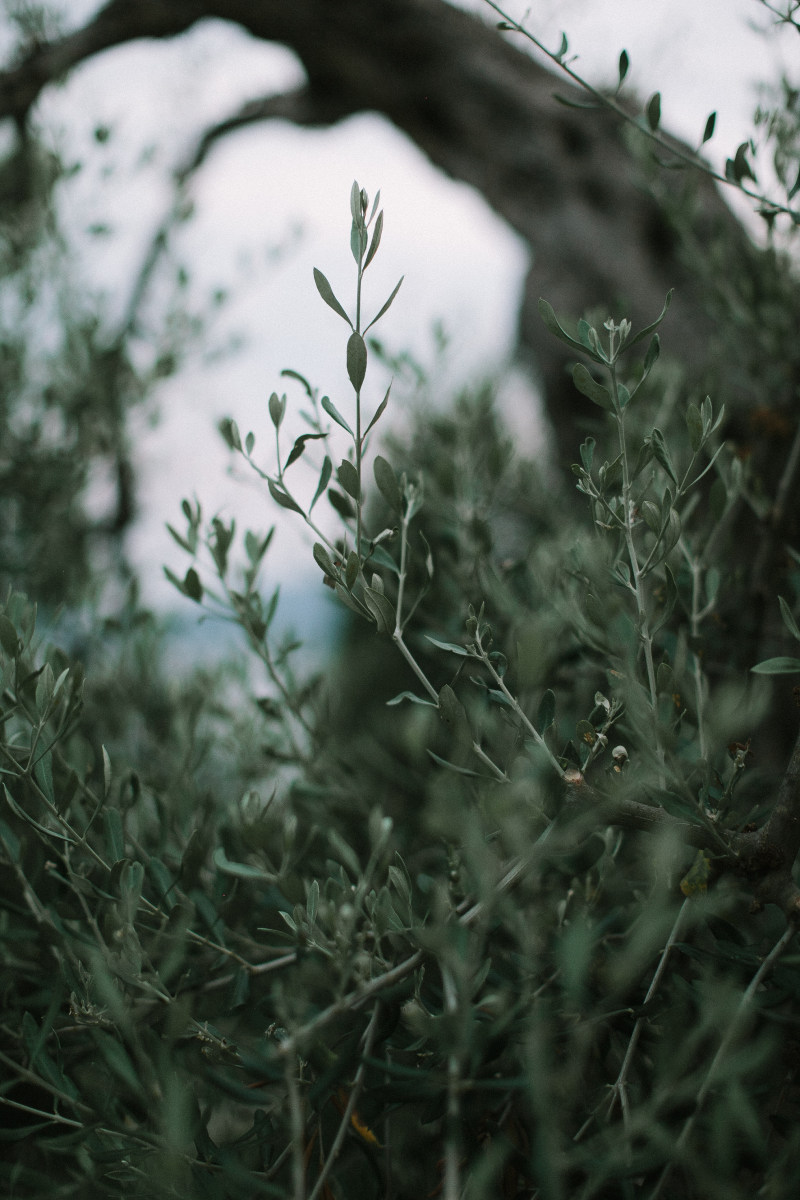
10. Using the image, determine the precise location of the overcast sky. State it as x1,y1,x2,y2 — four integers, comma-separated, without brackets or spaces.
23,0,799,616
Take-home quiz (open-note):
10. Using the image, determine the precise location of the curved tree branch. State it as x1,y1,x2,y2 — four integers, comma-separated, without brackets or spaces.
0,0,761,461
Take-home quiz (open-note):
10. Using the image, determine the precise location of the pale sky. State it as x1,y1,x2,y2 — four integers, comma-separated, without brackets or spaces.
20,0,799,614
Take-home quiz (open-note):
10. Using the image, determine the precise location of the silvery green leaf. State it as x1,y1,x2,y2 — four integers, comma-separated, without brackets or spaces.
573,363,613,410
425,635,470,656
104,807,124,862
219,417,242,451
350,179,361,223
345,549,360,589
313,542,337,577
364,276,404,333
438,683,469,735
364,382,391,438
364,585,396,633
310,455,332,511
652,563,678,634
751,657,800,674
268,391,286,429
643,333,660,373
337,458,360,500
686,403,703,452
648,428,678,483
640,500,661,533
347,331,367,391
539,298,598,356
321,394,353,436
537,688,555,733
627,291,673,349
307,878,319,924
374,455,403,515
580,437,595,471
313,267,352,327
364,209,383,269
268,479,304,515
351,219,366,263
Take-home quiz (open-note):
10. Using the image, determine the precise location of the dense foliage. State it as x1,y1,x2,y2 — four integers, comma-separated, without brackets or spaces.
2,169,800,1198
4,5,800,1198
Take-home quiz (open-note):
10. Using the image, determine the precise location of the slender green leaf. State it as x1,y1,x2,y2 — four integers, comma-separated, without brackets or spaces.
652,563,679,633
702,110,716,145
686,403,703,452
268,479,304,515
573,363,613,411
648,428,678,483
364,276,404,333
347,331,368,391
345,549,360,589
386,691,438,707
351,217,367,263
374,455,403,515
268,391,286,429
313,267,352,326
751,657,800,675
0,817,20,862
104,807,124,863
364,209,383,269
779,596,800,643
310,455,333,512
539,298,598,356
364,382,392,439
328,488,355,520
280,368,315,399
218,417,242,451
643,332,660,373
183,567,203,602
0,615,19,655
578,437,595,472
321,394,354,436
337,459,361,500
537,688,556,733
425,635,470,656
618,49,629,86
34,751,55,805
313,542,337,578
284,431,326,471
212,846,276,882
627,291,673,349
363,585,396,633
427,750,482,777
646,91,661,131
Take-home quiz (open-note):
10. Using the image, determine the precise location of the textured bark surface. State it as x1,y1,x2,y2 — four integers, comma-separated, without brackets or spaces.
0,0,759,456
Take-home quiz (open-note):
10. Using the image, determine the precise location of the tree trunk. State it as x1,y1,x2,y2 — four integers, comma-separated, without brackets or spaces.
0,0,764,458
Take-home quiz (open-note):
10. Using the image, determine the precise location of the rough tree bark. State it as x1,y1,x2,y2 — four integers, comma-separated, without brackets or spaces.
0,0,767,462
